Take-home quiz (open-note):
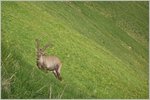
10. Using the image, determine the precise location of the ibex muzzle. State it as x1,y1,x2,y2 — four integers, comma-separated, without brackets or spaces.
35,39,62,81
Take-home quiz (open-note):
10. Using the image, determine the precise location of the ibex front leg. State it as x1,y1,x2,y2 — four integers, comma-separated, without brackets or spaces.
37,63,48,73
56,70,62,81
55,64,62,81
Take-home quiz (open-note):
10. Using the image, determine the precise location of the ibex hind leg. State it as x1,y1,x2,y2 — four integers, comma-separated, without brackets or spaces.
55,64,62,81
58,63,62,74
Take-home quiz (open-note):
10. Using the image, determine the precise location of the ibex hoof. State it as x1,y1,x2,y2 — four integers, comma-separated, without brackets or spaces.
59,77,62,81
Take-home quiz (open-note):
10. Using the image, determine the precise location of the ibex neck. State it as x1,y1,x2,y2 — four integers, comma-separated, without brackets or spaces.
37,55,44,63
37,54,43,60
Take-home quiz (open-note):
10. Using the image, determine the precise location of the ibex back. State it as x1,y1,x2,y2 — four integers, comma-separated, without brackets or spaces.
35,39,62,81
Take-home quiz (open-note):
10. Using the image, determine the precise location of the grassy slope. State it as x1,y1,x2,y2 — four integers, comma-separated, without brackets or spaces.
1,1,149,99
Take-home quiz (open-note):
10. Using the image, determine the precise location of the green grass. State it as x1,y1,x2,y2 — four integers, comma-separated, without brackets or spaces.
1,1,149,99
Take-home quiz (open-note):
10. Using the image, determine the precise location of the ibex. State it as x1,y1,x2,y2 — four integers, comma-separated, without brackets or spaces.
35,39,62,81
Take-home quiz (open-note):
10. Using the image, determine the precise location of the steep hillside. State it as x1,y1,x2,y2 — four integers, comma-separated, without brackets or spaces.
1,1,149,99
